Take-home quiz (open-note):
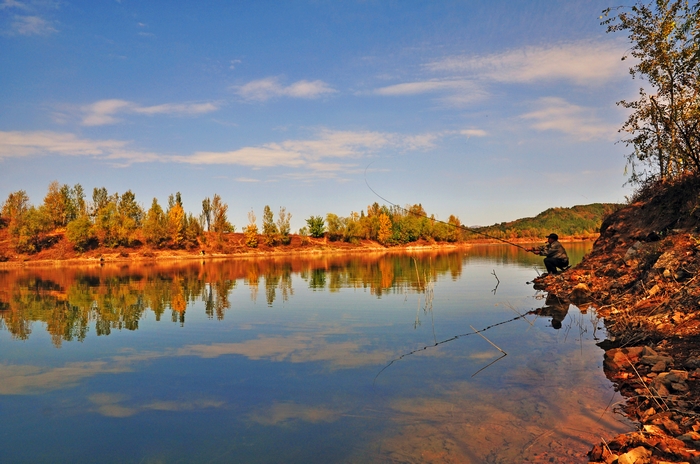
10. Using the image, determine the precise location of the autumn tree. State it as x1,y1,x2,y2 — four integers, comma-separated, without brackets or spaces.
245,210,259,247
66,215,95,251
166,192,186,247
91,187,109,217
2,190,30,234
262,205,278,245
306,215,325,238
93,192,121,247
15,206,49,253
42,181,68,228
143,198,168,247
211,194,233,234
603,0,700,182
117,190,143,245
447,215,463,242
277,207,292,245
326,213,343,241
377,212,393,245
201,197,212,232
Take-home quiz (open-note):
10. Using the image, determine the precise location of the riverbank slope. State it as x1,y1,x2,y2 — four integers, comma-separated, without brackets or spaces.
533,176,700,463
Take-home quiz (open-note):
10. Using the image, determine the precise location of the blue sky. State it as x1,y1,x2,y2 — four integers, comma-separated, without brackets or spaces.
0,0,636,231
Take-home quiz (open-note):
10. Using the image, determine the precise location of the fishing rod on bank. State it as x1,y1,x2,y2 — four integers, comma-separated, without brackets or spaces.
363,162,533,253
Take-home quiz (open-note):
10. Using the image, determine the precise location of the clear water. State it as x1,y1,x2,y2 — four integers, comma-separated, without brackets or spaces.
0,243,631,463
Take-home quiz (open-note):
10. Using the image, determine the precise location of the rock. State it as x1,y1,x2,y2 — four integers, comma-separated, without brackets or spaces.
625,242,645,262
683,357,700,369
675,268,692,280
617,445,651,464
679,431,700,442
651,360,668,372
640,354,674,367
604,347,645,371
653,249,680,271
671,381,689,392
641,346,658,357
667,370,689,382
648,284,662,296
650,378,671,396
569,283,592,303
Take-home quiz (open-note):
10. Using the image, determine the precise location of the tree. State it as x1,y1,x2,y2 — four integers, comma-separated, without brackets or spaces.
245,210,259,248
326,213,343,241
167,202,186,247
211,194,233,234
93,194,121,247
143,198,168,247
262,205,278,245
66,215,95,251
91,187,109,217
603,0,700,182
277,207,292,245
2,190,30,234
447,215,463,242
42,181,68,228
15,206,49,253
201,197,212,232
306,215,325,238
378,212,392,244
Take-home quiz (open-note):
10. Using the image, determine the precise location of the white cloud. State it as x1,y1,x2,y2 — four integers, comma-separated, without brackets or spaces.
176,129,435,169
0,128,441,172
374,79,475,96
425,40,627,86
0,0,30,11
0,130,128,157
235,77,337,101
372,79,487,107
0,130,162,165
520,97,617,141
10,14,56,35
460,129,487,138
81,99,219,126
179,147,306,168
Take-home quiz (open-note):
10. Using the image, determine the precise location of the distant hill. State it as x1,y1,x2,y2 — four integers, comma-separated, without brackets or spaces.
468,203,620,241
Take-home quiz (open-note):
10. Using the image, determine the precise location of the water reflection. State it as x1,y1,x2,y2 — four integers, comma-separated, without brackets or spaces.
0,242,636,463
0,250,470,346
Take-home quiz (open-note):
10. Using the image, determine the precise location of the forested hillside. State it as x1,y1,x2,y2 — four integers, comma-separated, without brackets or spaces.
471,203,620,241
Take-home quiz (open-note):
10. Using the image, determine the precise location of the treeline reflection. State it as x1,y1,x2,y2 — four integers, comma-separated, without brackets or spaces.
0,250,467,346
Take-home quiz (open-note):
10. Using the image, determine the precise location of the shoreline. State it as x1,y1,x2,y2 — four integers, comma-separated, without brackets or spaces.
0,236,597,269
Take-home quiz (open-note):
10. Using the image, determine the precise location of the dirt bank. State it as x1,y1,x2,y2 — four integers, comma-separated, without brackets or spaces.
0,226,595,269
533,177,700,463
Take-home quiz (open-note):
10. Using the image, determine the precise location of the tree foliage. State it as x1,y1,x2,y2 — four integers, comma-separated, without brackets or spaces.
143,198,168,247
211,194,233,234
306,215,325,238
603,0,700,182
262,205,278,245
245,210,259,248
277,207,292,245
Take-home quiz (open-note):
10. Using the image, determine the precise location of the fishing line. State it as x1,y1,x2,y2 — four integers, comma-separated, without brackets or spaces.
372,312,532,385
363,161,532,252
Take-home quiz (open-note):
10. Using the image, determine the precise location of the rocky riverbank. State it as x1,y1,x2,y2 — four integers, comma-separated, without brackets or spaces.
533,177,700,464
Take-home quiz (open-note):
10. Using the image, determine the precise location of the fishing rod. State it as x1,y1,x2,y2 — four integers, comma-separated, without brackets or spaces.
373,310,534,385
364,162,533,252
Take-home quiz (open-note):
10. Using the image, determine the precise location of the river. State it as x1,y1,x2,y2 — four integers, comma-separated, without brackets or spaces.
0,243,632,463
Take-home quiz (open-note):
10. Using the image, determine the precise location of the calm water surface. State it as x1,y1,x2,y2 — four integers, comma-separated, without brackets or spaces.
0,243,632,463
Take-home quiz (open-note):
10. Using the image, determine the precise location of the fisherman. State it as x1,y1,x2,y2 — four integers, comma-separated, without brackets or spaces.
527,233,569,276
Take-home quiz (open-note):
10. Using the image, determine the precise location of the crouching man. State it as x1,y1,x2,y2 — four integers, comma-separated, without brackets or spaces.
527,233,569,276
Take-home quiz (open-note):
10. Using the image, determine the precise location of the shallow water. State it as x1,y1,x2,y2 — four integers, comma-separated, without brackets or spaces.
0,243,632,463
